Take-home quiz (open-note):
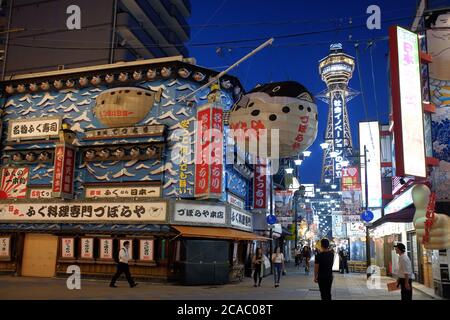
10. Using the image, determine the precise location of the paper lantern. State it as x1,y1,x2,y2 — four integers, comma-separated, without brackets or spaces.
93,87,156,128
229,81,318,159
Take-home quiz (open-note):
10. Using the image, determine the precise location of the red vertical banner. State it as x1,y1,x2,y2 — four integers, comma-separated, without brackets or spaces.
209,106,223,196
341,166,361,191
253,161,267,209
195,106,212,197
52,143,75,199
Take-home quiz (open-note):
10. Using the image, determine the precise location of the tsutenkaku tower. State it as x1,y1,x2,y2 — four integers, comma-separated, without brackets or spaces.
317,43,358,185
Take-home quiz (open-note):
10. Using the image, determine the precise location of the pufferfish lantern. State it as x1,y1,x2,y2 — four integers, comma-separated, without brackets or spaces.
228,81,318,159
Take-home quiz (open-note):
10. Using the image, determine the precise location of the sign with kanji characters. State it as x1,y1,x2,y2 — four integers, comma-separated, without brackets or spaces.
341,167,361,191
0,236,11,260
99,238,113,260
177,119,193,196
52,143,75,199
120,239,133,261
227,193,245,209
80,238,94,259
332,92,345,178
173,202,226,226
0,201,167,223
29,188,52,199
253,162,268,210
389,26,426,178
230,207,253,232
85,125,165,140
61,237,75,259
0,167,29,199
342,215,362,223
85,186,161,199
194,103,223,198
139,239,154,262
7,117,61,141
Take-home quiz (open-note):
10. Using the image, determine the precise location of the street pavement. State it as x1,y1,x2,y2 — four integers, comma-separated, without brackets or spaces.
0,263,439,300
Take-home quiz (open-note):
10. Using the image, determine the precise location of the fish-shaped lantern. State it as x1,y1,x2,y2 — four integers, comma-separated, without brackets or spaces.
130,147,140,159
228,81,318,159
113,148,125,159
85,150,96,160
25,152,36,162
38,151,50,162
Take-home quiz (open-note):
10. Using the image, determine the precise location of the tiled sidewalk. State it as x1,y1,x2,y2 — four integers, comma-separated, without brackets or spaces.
0,264,439,300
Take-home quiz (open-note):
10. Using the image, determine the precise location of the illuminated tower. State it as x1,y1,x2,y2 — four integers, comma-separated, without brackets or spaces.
317,43,358,185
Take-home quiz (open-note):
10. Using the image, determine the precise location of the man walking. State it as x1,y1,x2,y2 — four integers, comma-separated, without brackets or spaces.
110,241,138,288
314,238,334,300
394,243,414,300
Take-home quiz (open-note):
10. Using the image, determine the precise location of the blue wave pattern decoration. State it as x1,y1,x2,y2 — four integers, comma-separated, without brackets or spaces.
1,78,236,200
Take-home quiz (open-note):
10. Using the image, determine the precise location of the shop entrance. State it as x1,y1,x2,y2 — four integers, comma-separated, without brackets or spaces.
22,234,58,277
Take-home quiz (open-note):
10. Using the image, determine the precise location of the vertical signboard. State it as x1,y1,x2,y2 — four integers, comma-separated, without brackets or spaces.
52,143,75,199
332,91,345,178
99,238,113,260
194,104,223,198
341,167,360,191
139,239,154,262
359,121,382,208
210,106,223,196
195,106,211,197
0,167,29,199
61,237,75,259
253,161,267,210
80,237,94,260
389,26,426,177
0,236,11,260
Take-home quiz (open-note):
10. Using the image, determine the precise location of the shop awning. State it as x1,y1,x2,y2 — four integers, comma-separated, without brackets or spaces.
172,226,270,241
369,206,415,229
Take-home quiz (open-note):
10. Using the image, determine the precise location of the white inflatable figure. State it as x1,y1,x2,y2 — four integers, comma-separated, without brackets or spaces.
412,184,450,249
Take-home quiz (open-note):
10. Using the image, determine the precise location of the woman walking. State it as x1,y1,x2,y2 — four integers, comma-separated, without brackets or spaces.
252,248,264,287
271,247,285,288
302,245,312,274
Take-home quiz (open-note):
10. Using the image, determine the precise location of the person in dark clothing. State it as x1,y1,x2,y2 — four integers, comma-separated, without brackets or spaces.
302,246,312,274
252,248,264,287
314,239,335,300
339,249,349,274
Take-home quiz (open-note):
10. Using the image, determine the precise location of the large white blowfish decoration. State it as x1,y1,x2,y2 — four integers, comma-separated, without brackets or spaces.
228,81,318,159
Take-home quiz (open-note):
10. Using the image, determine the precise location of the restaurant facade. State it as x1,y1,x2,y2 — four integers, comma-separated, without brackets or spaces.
0,56,272,284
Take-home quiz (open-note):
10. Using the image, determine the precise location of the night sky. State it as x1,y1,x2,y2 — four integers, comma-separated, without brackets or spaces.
186,0,419,184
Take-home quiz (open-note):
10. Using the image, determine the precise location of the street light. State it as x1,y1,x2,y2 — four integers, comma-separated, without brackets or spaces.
341,160,350,167
331,184,337,189
330,151,338,158
303,151,312,157
320,142,329,150
324,178,331,183
285,167,294,174
294,159,303,165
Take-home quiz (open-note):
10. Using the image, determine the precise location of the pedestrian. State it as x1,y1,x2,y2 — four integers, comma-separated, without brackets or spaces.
314,238,334,300
271,246,285,288
252,247,264,287
303,245,311,274
394,243,414,300
110,240,138,288
294,246,301,268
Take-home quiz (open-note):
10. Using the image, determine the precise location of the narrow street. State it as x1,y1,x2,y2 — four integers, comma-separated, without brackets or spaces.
0,263,438,300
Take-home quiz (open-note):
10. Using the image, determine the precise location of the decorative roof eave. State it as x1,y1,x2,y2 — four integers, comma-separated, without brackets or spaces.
0,56,244,97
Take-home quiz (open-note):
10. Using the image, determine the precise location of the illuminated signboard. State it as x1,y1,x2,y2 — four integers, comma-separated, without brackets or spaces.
332,92,345,178
359,121,382,208
303,184,315,198
389,26,426,177
384,186,414,215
